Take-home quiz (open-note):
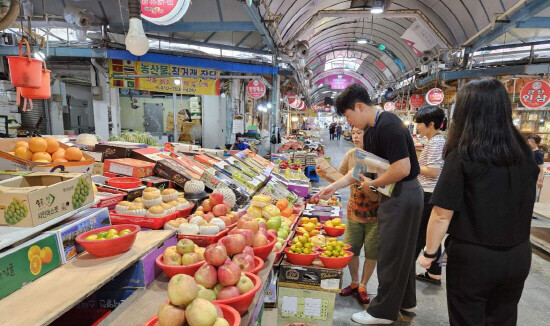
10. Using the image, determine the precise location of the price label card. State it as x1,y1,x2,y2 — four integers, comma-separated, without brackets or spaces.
281,296,298,316
304,298,322,317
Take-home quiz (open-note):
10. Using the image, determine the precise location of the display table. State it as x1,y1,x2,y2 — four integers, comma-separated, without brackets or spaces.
0,230,173,326
99,253,276,325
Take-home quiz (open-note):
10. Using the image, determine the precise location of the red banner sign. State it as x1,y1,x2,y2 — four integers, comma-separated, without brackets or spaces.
395,99,407,110
247,79,266,99
384,102,396,111
520,80,550,109
409,94,425,109
141,0,190,25
426,88,444,105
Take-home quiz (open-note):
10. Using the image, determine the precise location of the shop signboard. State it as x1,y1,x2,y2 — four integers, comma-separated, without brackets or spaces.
383,102,396,111
520,80,550,109
395,98,407,110
287,94,301,109
247,79,266,99
426,88,444,105
409,94,425,109
298,101,306,110
109,59,220,96
141,0,190,26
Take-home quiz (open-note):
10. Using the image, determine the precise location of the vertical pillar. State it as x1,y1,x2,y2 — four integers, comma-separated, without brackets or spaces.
48,79,65,135
110,85,121,136
90,66,110,141
270,74,280,155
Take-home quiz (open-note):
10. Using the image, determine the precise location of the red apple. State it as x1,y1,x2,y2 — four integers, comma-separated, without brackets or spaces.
157,300,186,326
258,220,267,230
243,246,254,257
252,233,269,247
194,264,218,289
232,253,255,271
223,200,231,213
267,229,278,238
229,228,254,247
168,274,198,306
258,228,269,239
236,273,255,294
204,243,228,267
203,212,214,222
202,199,212,213
212,204,227,217
219,215,232,226
221,234,246,255
163,251,182,266
217,261,241,286
216,286,240,300
209,193,224,206
237,219,259,234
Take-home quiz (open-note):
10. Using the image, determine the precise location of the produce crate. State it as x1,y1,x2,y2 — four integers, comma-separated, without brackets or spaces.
93,187,126,209
109,210,179,230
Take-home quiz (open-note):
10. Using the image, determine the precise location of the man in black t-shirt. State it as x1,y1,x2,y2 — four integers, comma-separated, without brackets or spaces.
318,84,423,324
527,134,544,189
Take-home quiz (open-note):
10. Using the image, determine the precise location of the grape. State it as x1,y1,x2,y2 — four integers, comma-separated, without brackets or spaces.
72,178,91,209
4,198,28,225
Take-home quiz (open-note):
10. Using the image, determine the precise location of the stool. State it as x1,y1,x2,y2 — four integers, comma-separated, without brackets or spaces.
304,166,320,183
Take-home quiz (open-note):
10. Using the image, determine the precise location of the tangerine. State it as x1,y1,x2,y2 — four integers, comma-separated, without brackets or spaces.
276,199,289,211
30,255,42,275
14,141,29,150
29,137,48,153
40,247,53,264
51,148,65,160
45,138,59,154
65,147,83,161
32,152,52,162
281,206,293,217
53,158,68,163
28,245,41,261
15,146,33,160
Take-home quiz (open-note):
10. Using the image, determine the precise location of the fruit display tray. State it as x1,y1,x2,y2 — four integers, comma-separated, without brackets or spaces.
177,228,229,247
109,205,194,230
93,187,126,209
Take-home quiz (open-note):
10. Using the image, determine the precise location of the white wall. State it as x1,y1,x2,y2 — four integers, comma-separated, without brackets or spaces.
119,96,190,132
202,95,225,148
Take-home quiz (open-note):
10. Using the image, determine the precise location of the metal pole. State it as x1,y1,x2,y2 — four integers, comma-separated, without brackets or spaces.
271,74,280,156
173,92,178,141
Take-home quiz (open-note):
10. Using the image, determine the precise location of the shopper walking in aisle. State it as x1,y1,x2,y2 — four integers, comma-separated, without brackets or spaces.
316,126,380,304
336,123,343,141
527,134,545,190
329,122,336,140
413,105,446,285
418,79,538,326
317,84,423,325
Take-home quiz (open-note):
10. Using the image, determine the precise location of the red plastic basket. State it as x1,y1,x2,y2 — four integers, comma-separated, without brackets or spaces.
155,254,206,278
323,225,346,237
109,210,179,229
252,234,277,260
178,228,229,247
75,224,140,257
213,272,261,315
93,187,126,209
250,256,265,275
106,177,142,189
144,303,241,326
284,247,319,266
174,204,195,218
273,239,288,263
319,250,354,269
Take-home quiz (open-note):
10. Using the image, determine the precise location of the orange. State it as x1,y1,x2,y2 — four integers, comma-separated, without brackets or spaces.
53,158,68,163
14,141,29,150
29,137,48,153
51,148,65,160
65,147,83,161
15,146,33,160
32,152,52,162
40,247,53,264
281,206,293,217
30,255,42,275
276,199,289,211
45,138,59,154
8,151,15,155
34,159,51,163
28,245,41,261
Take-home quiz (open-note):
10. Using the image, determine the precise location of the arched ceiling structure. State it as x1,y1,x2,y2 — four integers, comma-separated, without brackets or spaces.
259,0,526,101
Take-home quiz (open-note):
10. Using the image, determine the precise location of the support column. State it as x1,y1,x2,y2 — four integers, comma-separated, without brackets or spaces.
110,86,121,136
270,74,280,156
91,65,111,141
48,79,65,135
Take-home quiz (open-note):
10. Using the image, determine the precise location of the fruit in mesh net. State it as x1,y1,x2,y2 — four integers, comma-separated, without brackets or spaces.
4,198,29,225
72,178,90,209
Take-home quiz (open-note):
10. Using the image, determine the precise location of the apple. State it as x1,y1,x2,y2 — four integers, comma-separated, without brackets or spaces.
221,234,246,255
181,252,201,266
194,264,218,288
243,246,254,257
272,242,283,252
257,220,267,230
168,274,198,306
229,212,240,224
157,300,186,326
204,244,228,267
266,218,281,230
209,193,224,206
195,210,205,216
212,204,227,217
236,273,254,294
216,286,240,300
163,251,182,266
277,229,288,240
252,233,269,247
203,212,214,222
176,239,195,255
185,298,218,326
213,318,230,326
164,245,178,256
232,253,255,271
229,228,254,247
213,282,225,295
202,199,212,213
258,228,269,239
217,261,241,286
222,200,232,212
195,247,206,261
237,219,259,234
219,215,232,226
197,285,217,301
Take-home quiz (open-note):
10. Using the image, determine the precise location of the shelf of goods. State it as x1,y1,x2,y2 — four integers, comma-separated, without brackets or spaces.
0,230,174,326
98,253,276,326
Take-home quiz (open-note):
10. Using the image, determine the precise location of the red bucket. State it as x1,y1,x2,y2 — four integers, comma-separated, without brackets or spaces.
21,61,50,99
7,39,42,89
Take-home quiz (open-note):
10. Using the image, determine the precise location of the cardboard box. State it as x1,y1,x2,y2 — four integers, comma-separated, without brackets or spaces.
75,288,135,310
83,151,104,162
103,158,155,178
315,156,344,181
141,176,171,190
94,142,145,161
0,138,94,173
153,158,198,188
45,208,111,264
0,233,61,300
102,235,177,289
92,162,104,175
194,153,221,167
278,260,343,293
130,147,172,163
0,172,95,227
277,286,336,326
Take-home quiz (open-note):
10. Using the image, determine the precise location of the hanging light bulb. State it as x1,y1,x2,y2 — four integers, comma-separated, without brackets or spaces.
125,17,149,56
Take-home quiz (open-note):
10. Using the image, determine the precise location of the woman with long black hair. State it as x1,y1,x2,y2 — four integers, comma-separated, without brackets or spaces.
418,79,538,326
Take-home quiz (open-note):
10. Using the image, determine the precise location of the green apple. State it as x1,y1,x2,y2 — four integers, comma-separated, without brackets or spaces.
267,218,281,230
105,234,119,239
97,231,108,239
119,230,131,236
281,225,290,233
120,228,132,234
277,229,288,239
85,234,98,241
107,229,118,236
